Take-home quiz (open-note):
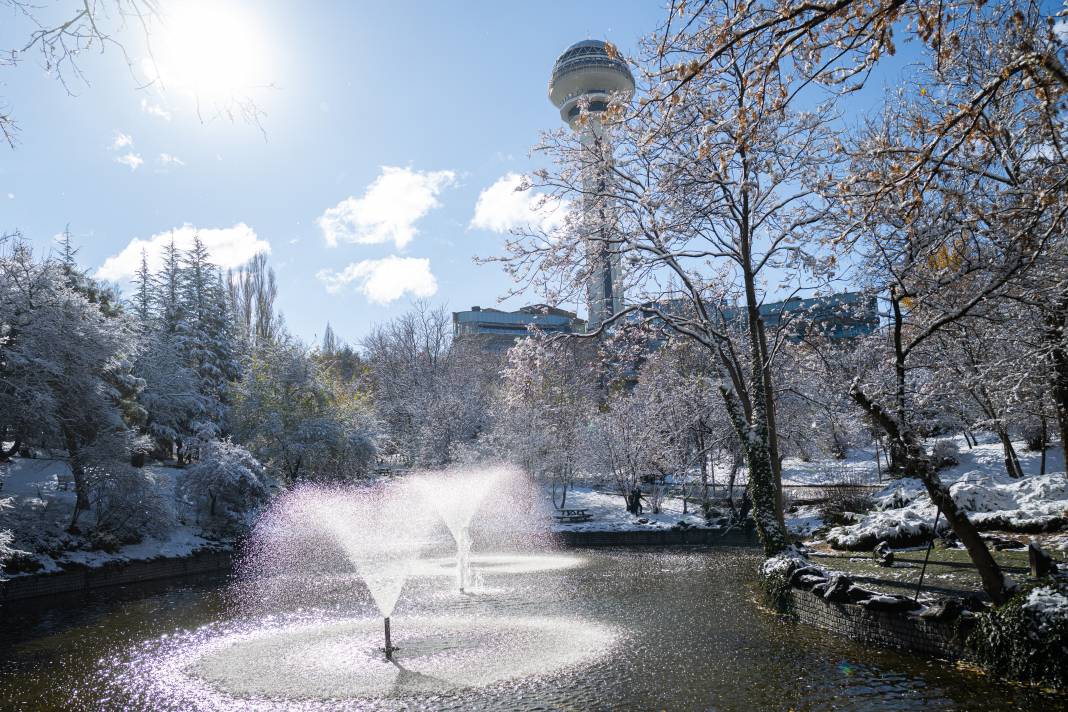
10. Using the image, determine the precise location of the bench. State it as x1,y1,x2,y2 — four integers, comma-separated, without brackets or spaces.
553,508,593,523
57,473,74,491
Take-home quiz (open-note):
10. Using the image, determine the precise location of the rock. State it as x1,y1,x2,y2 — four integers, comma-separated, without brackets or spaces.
1029,541,1059,579
821,573,855,602
982,534,1022,551
873,540,894,567
637,518,649,524
919,597,966,622
787,565,824,587
846,584,876,603
859,594,922,613
795,574,827,590
938,532,960,549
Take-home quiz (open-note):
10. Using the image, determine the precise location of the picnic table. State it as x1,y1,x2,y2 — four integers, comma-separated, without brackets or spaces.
553,508,593,523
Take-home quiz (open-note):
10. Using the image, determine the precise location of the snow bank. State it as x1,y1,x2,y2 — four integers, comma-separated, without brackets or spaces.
1,457,225,577
826,440,1067,550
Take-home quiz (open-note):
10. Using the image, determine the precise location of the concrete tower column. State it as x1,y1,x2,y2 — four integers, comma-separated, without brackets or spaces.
548,40,634,331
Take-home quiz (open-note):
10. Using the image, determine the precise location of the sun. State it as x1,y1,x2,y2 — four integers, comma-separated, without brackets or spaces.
148,2,267,99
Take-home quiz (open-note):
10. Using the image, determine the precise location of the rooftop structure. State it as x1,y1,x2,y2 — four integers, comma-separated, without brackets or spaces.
548,39,636,128
633,292,880,343
452,305,587,353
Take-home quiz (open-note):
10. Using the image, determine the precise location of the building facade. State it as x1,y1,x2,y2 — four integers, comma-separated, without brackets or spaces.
452,305,587,353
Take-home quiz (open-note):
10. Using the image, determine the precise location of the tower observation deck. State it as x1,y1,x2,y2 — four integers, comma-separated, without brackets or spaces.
548,40,634,331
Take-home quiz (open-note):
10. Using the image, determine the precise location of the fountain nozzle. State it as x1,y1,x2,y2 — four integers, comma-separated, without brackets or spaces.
383,616,397,661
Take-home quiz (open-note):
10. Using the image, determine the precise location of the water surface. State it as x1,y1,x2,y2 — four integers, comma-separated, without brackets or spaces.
0,548,1056,710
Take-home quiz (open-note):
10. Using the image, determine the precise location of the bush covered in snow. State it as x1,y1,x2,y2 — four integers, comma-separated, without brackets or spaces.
968,582,1068,689
931,440,960,468
91,465,176,544
179,439,270,534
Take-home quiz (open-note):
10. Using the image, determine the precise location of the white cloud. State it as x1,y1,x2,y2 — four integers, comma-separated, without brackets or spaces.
317,166,456,249
6,193,13,199
316,256,437,303
159,153,185,167
96,223,270,282
114,152,144,171
140,98,172,121
469,173,567,234
111,131,134,150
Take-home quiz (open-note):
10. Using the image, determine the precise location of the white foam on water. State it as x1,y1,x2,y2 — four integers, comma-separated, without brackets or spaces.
123,614,618,706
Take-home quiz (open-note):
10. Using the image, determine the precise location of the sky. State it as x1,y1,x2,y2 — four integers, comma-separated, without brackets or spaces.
1,1,674,346
3,0,1021,347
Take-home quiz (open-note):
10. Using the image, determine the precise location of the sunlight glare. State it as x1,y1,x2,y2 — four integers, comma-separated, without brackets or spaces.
149,2,267,99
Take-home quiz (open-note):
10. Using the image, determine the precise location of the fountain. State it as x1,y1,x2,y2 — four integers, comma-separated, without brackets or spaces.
245,480,439,659
46,467,622,707
412,467,506,592
233,467,576,664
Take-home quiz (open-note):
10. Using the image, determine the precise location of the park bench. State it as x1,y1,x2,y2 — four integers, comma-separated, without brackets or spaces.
553,508,593,523
57,472,73,491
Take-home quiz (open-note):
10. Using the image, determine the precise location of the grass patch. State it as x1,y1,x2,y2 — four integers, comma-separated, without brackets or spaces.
808,546,1044,600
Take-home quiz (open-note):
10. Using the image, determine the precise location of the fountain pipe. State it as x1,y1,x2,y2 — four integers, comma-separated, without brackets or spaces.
384,616,394,661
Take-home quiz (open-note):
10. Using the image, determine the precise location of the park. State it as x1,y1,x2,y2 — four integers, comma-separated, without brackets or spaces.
2,1,1068,710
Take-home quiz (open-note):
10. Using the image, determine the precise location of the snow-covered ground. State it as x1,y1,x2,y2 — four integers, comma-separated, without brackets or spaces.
547,486,715,532
0,456,218,576
825,437,1067,550
547,436,1066,540
781,447,882,486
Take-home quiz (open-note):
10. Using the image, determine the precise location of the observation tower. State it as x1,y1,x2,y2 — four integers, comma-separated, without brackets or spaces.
548,40,635,330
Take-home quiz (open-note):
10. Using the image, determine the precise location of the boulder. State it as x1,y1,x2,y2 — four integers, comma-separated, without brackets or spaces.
821,573,855,602
919,596,966,622
1029,541,1059,579
858,594,922,613
795,574,827,591
873,540,894,567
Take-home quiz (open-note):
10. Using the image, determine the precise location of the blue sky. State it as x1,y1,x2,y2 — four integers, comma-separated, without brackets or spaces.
0,1,951,346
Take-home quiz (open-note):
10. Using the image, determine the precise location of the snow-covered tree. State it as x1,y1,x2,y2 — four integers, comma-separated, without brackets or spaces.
0,237,142,530
361,301,499,467
179,438,269,532
498,331,598,508
231,338,378,483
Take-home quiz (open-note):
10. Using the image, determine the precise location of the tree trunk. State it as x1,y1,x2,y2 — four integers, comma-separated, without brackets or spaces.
850,383,1014,604
1040,416,1048,476
63,426,91,532
756,318,786,529
720,383,787,555
1046,296,1068,457
995,428,1024,478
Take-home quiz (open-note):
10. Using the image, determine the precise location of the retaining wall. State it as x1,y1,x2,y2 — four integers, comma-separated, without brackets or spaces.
0,549,233,603
556,526,760,548
787,587,972,659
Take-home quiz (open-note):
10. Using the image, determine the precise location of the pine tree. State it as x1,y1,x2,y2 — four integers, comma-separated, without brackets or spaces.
322,323,338,356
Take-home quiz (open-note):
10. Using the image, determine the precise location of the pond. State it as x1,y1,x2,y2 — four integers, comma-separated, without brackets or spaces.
0,547,1057,711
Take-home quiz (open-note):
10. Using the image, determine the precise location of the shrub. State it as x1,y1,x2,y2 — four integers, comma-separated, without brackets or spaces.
931,440,960,469
967,582,1068,689
91,465,175,544
818,469,874,526
180,439,270,535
